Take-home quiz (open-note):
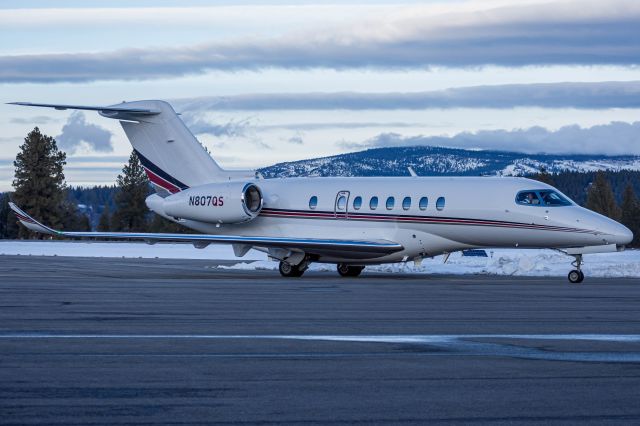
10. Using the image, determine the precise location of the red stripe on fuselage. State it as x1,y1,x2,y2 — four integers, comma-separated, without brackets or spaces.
259,208,597,235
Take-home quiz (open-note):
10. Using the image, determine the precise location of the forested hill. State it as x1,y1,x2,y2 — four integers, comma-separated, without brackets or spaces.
259,146,640,178
541,170,640,206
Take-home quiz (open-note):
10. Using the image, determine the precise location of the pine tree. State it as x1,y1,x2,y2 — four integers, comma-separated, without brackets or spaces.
12,127,67,239
585,172,621,220
60,202,91,231
111,151,150,232
147,214,188,233
97,204,111,232
531,167,555,186
0,193,19,239
620,183,640,247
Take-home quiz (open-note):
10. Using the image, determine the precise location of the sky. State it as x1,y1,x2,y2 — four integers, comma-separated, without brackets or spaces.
1,0,640,190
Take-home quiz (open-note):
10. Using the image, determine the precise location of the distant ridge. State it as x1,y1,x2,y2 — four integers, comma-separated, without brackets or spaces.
259,146,640,178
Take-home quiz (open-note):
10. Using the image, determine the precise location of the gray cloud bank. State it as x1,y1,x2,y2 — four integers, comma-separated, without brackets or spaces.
182,115,252,137
175,81,640,111
2,1,640,82
349,122,640,156
10,115,56,125
56,112,113,154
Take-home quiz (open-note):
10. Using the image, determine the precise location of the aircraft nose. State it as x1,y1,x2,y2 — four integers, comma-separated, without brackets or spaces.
614,222,634,246
586,211,634,246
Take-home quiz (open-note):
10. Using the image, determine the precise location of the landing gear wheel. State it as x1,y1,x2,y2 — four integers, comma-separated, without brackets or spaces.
279,261,305,277
568,269,584,284
337,264,364,277
567,254,585,284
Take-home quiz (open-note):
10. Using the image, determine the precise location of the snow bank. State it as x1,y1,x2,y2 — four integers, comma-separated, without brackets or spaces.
218,249,640,278
0,240,266,261
0,241,638,278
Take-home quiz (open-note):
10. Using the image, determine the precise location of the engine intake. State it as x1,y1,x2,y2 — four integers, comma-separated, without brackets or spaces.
158,181,263,224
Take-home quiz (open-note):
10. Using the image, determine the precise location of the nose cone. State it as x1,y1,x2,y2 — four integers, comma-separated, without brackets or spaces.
573,208,634,247
597,216,633,245
614,222,634,246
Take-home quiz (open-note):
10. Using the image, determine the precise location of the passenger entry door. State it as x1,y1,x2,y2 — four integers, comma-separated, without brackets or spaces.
334,191,350,219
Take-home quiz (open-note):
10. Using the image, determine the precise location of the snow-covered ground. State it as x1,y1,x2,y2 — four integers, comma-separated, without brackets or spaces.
1,240,638,278
0,240,265,261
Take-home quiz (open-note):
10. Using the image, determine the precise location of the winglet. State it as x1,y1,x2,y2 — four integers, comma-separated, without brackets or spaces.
9,203,58,235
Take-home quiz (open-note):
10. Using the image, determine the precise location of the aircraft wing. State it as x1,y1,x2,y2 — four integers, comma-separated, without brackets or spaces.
10,203,403,258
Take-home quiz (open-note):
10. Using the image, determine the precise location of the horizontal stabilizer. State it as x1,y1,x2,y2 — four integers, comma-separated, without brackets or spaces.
7,102,160,117
10,203,403,258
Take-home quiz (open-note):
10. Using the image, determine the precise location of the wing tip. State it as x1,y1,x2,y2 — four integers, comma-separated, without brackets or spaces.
9,203,56,235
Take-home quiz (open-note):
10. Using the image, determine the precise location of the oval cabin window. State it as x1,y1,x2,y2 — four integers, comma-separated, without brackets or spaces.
353,196,362,210
370,196,379,210
337,196,347,210
386,196,395,210
309,196,318,210
419,197,428,210
402,197,411,210
436,196,445,211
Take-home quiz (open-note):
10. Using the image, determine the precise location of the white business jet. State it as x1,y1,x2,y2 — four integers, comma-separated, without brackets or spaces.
8,101,633,283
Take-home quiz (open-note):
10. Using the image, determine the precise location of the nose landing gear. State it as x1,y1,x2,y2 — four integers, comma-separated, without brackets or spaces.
568,254,585,284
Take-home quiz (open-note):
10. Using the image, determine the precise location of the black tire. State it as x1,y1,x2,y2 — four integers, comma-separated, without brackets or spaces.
337,264,364,277
279,261,305,277
568,269,584,284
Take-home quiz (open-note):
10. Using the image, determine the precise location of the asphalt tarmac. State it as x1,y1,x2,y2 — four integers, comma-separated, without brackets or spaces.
1,255,640,425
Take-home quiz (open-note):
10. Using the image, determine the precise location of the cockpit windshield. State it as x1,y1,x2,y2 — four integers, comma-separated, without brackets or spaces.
516,190,572,207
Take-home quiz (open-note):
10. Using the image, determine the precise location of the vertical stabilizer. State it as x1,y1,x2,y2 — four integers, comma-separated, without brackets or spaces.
9,100,255,194
114,100,252,194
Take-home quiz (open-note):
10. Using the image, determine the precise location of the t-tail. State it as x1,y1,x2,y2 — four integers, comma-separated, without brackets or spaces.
8,100,255,196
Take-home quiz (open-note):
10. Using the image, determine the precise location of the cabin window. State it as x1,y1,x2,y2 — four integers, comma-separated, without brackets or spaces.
370,196,379,210
386,196,395,210
419,197,428,210
337,195,347,210
402,196,411,210
436,196,445,211
353,196,362,210
309,196,318,210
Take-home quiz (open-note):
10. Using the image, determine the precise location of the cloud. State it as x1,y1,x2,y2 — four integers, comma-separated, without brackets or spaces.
350,121,640,156
2,0,640,82
55,111,113,154
174,81,640,112
10,115,56,125
182,114,252,137
287,131,304,145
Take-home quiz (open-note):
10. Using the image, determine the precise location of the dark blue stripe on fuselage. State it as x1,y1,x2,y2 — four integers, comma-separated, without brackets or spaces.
134,149,189,190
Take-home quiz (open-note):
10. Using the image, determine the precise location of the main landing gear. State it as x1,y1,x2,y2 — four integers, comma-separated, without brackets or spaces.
337,264,365,277
278,261,366,278
278,261,307,277
568,254,585,284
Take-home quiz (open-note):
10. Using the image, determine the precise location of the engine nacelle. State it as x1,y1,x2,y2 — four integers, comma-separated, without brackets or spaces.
160,182,263,224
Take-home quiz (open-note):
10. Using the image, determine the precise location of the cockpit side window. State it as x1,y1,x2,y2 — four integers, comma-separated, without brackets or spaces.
538,190,572,206
516,191,541,205
516,190,572,207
